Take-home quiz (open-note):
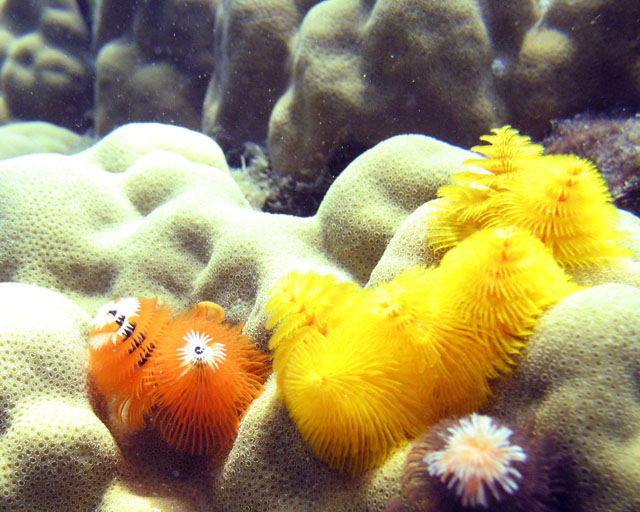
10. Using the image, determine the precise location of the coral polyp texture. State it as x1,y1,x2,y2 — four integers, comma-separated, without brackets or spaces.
0,283,120,512
0,122,639,511
486,284,640,512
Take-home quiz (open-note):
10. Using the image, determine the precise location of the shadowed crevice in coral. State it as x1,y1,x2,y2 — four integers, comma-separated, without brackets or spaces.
263,169,335,217
47,259,117,296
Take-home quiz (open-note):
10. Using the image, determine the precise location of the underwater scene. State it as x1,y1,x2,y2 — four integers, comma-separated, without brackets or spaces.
0,0,639,511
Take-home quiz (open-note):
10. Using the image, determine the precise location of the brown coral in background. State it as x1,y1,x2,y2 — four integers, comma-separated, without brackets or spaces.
0,0,639,203
0,0,93,130
93,0,218,135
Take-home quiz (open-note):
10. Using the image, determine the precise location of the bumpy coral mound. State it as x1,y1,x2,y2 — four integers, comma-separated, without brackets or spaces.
0,283,119,511
0,122,234,314
0,121,90,159
262,0,640,179
487,284,640,512
202,0,317,152
212,377,408,511
0,0,93,129
0,123,638,511
0,283,215,512
507,0,640,136
0,123,456,322
266,0,503,178
93,0,218,135
1,0,639,188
